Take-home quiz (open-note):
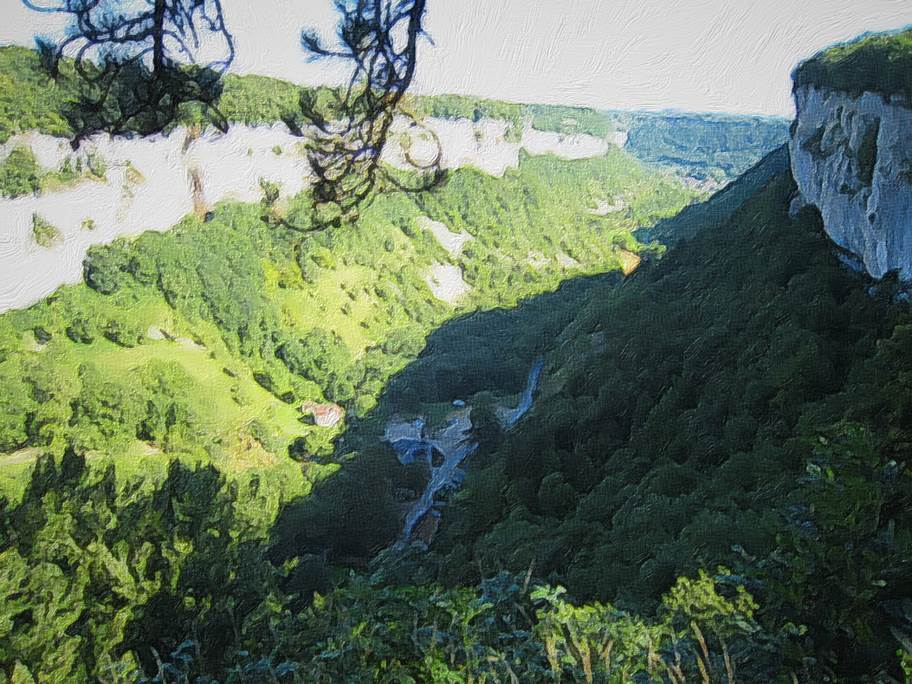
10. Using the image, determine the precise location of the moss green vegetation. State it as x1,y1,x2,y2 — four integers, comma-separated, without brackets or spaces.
0,33,900,682
0,143,107,198
218,73,317,127
794,27,912,101
407,94,617,138
0,47,527,142
525,103,617,137
0,452,286,682
275,160,912,679
6,155,911,680
0,116,702,680
0,46,323,142
408,92,524,127
0,146,41,197
0,448,776,682
0,47,72,143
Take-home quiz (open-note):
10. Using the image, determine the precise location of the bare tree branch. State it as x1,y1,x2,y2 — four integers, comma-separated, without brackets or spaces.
23,0,235,144
299,0,443,227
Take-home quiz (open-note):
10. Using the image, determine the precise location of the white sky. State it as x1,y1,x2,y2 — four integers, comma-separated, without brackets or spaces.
1,0,910,116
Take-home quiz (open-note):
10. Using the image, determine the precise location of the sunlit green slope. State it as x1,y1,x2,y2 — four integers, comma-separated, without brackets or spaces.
0,150,693,503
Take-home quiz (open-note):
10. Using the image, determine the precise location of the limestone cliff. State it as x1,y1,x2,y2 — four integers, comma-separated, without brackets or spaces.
0,118,610,312
789,37,912,279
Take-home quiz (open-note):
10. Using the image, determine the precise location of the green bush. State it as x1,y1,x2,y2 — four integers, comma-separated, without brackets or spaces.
0,46,73,143
794,28,912,101
85,151,107,178
31,212,61,247
413,172,912,677
0,146,41,197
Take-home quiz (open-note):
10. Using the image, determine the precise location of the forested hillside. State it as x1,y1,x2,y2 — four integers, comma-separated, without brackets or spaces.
267,155,912,680
404,166,912,679
1,25,909,683
0,79,701,679
0,150,691,495
7,146,911,681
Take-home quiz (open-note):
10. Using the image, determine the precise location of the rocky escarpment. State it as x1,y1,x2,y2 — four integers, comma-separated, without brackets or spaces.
790,86,912,278
0,118,612,313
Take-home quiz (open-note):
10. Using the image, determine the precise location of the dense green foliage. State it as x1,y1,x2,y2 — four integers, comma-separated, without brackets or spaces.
0,450,783,683
0,451,282,682
2,124,908,683
0,146,693,682
525,103,617,137
7,162,910,681
2,29,909,682
383,275,616,413
0,147,41,197
409,93,525,131
794,28,912,101
642,145,790,244
0,47,72,143
261,160,912,680
394,172,912,679
0,45,329,143
30,213,60,247
410,95,617,138
0,143,106,198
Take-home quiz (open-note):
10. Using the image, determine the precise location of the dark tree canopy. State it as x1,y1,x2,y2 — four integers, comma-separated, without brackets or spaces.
300,0,443,226
23,0,235,142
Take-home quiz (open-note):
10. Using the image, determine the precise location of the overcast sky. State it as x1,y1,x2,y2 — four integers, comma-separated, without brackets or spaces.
2,0,910,116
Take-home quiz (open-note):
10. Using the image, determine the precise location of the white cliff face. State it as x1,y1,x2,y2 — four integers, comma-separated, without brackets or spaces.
382,118,612,177
520,124,612,160
0,124,311,313
790,86,912,279
0,117,614,313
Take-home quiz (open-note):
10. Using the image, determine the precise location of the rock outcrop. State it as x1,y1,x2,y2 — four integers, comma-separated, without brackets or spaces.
790,85,912,279
0,117,614,313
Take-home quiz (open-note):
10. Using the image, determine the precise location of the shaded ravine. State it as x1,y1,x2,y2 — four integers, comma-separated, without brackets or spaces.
388,357,545,541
